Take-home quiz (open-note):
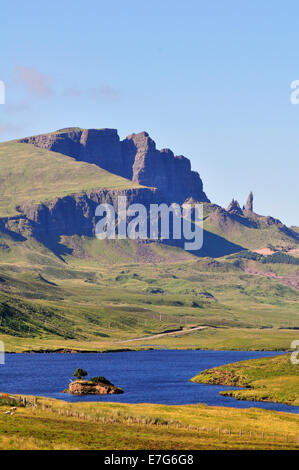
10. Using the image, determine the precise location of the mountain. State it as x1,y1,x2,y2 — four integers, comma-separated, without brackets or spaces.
0,127,298,351
20,127,209,204
2,127,297,256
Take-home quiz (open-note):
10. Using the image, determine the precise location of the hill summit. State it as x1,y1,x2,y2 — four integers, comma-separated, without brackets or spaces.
20,128,209,204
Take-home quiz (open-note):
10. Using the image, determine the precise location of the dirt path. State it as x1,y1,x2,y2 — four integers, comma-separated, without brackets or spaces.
114,325,208,343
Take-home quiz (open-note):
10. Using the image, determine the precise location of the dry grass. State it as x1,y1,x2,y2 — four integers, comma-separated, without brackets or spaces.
0,395,298,450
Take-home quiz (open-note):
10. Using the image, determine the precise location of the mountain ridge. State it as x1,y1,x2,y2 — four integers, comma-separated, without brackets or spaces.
0,127,298,351
20,127,209,204
0,128,298,258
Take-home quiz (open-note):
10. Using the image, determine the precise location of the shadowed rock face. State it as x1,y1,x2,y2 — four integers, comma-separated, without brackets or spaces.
20,128,123,175
226,199,243,216
122,131,208,203
245,192,254,212
20,128,209,204
19,187,161,239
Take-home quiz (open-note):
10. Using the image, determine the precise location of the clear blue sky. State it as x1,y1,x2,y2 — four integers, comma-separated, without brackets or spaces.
1,0,298,226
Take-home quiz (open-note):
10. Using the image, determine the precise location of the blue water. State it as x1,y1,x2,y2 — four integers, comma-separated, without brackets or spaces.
0,349,298,413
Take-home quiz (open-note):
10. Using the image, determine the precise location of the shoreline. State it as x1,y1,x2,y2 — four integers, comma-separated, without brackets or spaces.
3,346,291,354
190,353,299,407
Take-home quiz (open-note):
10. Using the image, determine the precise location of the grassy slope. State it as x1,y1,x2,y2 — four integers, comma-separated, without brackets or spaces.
0,227,298,351
191,353,299,405
0,141,140,217
204,204,299,251
0,137,298,351
0,395,298,450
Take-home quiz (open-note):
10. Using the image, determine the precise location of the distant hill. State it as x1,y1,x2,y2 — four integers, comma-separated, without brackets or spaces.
203,202,299,254
1,127,297,258
0,127,298,351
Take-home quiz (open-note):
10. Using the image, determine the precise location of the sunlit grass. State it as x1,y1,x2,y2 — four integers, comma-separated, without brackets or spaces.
191,353,299,405
0,395,298,450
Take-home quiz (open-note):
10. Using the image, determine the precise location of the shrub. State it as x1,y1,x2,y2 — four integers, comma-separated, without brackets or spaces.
89,376,113,386
73,368,88,380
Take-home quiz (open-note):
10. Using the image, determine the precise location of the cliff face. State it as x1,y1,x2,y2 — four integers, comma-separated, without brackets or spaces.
226,199,243,216
20,128,123,175
245,191,254,212
20,128,209,204
17,187,160,239
122,132,208,202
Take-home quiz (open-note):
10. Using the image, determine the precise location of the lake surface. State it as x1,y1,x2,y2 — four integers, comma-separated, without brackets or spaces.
1,349,298,413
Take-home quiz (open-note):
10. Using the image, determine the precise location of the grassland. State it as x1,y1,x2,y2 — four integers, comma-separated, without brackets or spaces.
0,395,298,450
0,141,140,217
0,230,298,351
191,353,299,406
0,138,298,352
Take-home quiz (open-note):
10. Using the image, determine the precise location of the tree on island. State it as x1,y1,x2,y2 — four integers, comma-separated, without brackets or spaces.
73,368,88,380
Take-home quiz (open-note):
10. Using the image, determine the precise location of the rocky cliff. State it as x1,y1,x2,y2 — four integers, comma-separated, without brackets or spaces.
226,199,243,216
20,128,209,204
245,191,254,212
1,187,161,243
121,131,208,202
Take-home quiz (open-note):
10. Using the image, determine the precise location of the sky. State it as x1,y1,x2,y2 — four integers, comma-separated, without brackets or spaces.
0,0,298,226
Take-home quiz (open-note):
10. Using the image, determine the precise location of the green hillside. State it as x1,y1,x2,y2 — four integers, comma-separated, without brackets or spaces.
0,140,140,217
0,223,298,352
0,133,298,352
203,203,299,252
191,353,299,406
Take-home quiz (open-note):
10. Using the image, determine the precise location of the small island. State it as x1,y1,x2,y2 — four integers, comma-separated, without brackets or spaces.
67,368,124,396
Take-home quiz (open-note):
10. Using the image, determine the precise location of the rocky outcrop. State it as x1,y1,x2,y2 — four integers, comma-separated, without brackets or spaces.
245,192,253,212
20,128,209,204
20,128,123,176
226,199,243,216
18,187,160,239
121,132,209,203
68,379,123,395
